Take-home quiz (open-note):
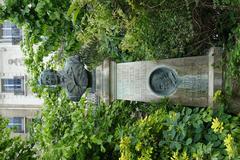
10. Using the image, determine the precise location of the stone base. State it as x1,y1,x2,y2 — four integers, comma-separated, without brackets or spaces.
96,59,117,104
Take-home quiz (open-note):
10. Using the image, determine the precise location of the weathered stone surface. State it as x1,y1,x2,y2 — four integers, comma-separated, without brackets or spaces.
96,59,117,104
96,47,223,107
115,56,210,106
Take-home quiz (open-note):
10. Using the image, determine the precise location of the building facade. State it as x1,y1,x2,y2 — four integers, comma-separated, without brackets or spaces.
0,21,43,137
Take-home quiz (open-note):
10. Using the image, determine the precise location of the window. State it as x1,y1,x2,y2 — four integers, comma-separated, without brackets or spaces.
1,76,24,95
1,79,20,92
7,117,25,133
2,21,12,28
0,21,22,44
2,29,12,38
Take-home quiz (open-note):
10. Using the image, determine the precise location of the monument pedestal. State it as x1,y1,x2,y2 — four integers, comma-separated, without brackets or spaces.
96,47,223,107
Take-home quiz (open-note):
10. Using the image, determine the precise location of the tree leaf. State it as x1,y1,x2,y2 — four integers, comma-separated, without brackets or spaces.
67,2,77,17
72,9,80,25
186,138,192,145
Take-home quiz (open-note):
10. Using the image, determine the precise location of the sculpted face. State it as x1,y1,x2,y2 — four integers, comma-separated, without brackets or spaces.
149,67,179,96
39,69,60,86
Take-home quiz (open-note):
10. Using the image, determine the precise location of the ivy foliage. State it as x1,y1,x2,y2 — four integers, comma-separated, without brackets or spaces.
227,27,240,81
0,116,35,160
119,106,240,159
30,90,165,159
29,95,240,159
68,0,194,61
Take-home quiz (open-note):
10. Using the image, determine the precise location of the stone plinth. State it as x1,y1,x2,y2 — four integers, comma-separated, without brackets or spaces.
96,47,223,107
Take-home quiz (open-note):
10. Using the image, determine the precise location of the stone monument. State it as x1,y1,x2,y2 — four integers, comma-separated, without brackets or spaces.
38,47,239,113
95,47,223,107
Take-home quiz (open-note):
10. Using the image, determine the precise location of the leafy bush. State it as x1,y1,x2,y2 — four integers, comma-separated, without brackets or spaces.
227,27,240,81
120,106,240,159
67,0,194,61
30,89,164,159
29,94,240,159
1,84,240,160
0,116,35,160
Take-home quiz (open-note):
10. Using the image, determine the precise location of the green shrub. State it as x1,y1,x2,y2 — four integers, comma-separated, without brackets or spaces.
119,106,240,159
0,116,35,160
228,26,240,80
29,93,240,159
30,89,165,159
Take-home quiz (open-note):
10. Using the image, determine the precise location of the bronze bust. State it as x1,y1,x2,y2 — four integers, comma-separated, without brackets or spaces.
39,55,91,102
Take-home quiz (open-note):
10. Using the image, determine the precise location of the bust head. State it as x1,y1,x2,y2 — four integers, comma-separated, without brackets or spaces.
39,69,61,87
